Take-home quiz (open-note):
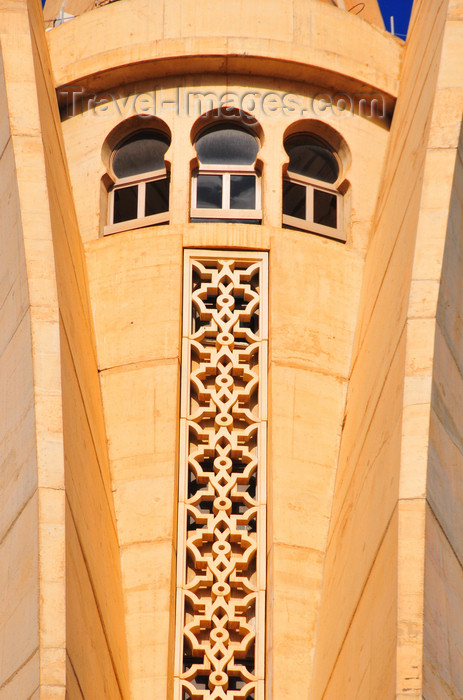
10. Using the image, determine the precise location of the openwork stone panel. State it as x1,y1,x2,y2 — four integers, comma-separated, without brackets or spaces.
175,250,268,700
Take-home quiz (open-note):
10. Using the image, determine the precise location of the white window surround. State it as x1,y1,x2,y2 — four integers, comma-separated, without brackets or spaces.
282,170,345,242
104,168,170,236
190,163,262,221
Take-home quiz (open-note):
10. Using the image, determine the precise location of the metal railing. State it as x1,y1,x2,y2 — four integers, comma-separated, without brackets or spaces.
44,0,121,29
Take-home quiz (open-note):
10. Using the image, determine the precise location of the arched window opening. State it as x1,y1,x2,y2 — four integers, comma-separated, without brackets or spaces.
191,123,262,223
283,134,345,241
107,130,170,232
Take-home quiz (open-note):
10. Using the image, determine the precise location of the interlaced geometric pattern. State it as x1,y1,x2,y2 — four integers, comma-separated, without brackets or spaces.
175,250,268,700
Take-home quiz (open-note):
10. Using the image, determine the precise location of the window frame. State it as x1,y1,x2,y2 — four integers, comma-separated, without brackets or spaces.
191,163,262,221
104,166,170,235
282,171,345,242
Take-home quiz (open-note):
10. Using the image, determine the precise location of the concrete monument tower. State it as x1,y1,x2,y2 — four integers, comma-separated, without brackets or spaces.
0,0,462,697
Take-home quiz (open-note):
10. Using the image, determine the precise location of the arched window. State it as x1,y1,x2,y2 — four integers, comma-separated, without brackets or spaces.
107,130,170,231
191,123,262,223
283,134,345,240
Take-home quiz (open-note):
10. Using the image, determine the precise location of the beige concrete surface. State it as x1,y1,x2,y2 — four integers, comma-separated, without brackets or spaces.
45,0,401,104
311,0,462,698
0,0,129,696
422,0,463,690
0,1,64,696
60,76,389,250
65,77,386,687
1,0,462,697
84,220,363,697
323,506,399,699
44,0,385,28
99,360,179,697
424,505,463,698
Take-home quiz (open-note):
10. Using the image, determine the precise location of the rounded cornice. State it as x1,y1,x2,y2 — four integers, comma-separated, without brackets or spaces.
47,0,403,110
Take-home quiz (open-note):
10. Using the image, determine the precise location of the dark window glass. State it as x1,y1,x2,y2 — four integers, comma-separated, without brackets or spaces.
230,175,256,209
283,180,306,220
284,135,339,183
113,185,138,223
196,174,223,208
314,189,337,228
113,131,170,178
145,177,169,216
196,124,259,165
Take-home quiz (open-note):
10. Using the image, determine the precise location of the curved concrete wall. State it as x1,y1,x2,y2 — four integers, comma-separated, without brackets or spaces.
46,0,402,102
4,0,463,699
59,73,390,249
44,0,385,28
84,221,364,698
46,1,400,696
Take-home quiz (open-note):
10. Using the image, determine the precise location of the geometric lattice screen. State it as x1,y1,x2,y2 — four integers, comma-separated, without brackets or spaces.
175,250,268,699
